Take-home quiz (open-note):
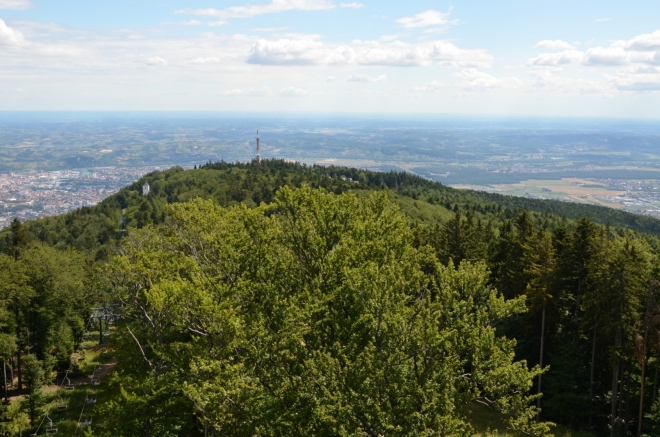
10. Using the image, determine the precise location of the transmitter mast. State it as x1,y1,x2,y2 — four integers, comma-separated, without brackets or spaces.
253,130,261,165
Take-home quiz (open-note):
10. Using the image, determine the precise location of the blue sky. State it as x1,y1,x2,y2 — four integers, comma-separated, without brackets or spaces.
1,0,659,117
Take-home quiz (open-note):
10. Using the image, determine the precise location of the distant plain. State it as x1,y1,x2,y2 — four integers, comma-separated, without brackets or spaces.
2,112,660,216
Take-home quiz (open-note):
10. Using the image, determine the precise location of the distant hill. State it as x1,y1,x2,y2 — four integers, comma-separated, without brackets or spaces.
3,159,660,259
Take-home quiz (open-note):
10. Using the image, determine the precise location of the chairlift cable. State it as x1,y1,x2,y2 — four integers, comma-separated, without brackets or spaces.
31,408,49,435
31,304,119,435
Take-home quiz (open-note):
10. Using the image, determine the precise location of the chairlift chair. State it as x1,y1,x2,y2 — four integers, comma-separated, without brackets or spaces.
79,415,92,426
91,378,100,386
86,395,97,405
56,395,67,412
45,415,58,433
63,376,74,390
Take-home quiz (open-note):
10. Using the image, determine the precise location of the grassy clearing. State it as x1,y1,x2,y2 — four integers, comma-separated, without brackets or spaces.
29,327,117,435
466,403,594,437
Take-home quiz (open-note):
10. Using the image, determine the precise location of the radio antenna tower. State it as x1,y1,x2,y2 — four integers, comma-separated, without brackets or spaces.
253,130,261,165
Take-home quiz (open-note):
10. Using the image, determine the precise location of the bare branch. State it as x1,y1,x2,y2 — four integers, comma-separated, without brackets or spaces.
126,325,155,373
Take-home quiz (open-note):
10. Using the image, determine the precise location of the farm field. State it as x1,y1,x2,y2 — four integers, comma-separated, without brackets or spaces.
451,178,627,208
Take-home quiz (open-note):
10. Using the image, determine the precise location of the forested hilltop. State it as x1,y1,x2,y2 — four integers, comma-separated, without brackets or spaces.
2,160,660,436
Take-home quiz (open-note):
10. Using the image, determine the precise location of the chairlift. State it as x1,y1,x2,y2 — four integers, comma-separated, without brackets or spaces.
45,414,58,434
79,415,92,426
86,395,97,405
63,376,74,390
56,395,67,412
91,378,100,386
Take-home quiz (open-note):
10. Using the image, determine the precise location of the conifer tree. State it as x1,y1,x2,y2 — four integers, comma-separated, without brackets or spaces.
589,240,648,436
22,354,44,426
525,231,556,416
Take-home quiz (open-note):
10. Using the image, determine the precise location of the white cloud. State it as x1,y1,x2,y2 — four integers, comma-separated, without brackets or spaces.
625,30,660,51
527,30,660,70
146,56,167,66
526,49,583,66
0,0,31,10
326,76,335,82
252,27,288,32
340,2,364,8
526,68,615,96
246,38,334,65
190,57,221,64
347,74,386,82
522,30,660,94
410,81,445,94
582,46,627,66
222,87,269,96
176,0,334,20
246,38,492,67
534,40,574,50
182,20,203,26
0,19,26,46
455,69,523,90
613,74,660,91
280,86,308,96
396,9,456,29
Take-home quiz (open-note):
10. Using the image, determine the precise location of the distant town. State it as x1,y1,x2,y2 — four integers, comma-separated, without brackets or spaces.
0,166,165,229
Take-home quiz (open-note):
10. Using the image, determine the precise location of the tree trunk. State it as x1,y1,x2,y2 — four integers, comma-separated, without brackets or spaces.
16,350,21,391
638,296,651,437
575,277,582,327
611,328,622,437
15,307,21,391
99,317,103,345
638,360,648,437
654,353,659,406
618,366,625,420
625,369,631,425
590,328,597,428
537,300,546,418
3,360,6,401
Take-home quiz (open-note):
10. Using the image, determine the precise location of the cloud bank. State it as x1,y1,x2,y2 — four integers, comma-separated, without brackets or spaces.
0,0,31,10
176,0,334,22
527,30,660,92
246,38,492,67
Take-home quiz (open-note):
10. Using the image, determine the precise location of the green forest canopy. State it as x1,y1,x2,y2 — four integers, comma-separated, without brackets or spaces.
2,160,660,436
